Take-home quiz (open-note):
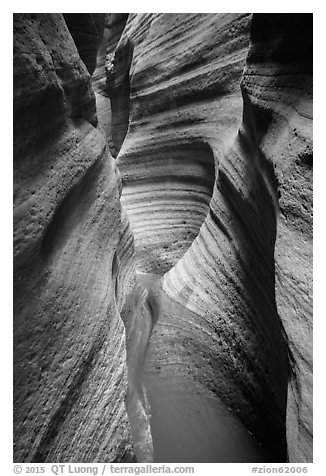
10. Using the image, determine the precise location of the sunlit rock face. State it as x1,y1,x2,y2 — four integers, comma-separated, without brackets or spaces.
108,13,312,462
13,13,135,463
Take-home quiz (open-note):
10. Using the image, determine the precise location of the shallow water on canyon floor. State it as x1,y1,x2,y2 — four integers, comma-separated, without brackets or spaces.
135,272,272,463
143,372,272,463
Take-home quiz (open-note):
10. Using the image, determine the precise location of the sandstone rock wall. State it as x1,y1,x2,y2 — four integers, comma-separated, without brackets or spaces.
241,14,313,462
13,13,135,462
109,13,313,462
13,12,313,464
92,14,129,156
114,13,251,272
63,14,106,75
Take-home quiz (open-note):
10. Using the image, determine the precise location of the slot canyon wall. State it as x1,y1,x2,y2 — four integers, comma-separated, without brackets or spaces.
106,12,312,462
13,13,312,463
13,13,136,462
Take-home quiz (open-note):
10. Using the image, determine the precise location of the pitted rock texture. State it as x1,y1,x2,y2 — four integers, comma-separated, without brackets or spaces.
13,13,135,463
109,13,312,462
14,12,312,464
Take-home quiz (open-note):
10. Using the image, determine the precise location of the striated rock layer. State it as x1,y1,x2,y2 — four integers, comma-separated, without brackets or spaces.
114,13,251,273
14,11,312,464
241,14,313,462
109,13,312,461
13,13,136,462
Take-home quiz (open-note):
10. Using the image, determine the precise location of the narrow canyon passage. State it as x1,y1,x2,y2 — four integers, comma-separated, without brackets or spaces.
13,13,312,464
129,273,273,463
144,374,271,463
51,10,310,464
100,17,289,459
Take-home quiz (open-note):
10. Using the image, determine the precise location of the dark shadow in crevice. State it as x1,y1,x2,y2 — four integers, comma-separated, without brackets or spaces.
106,39,134,157
214,140,290,461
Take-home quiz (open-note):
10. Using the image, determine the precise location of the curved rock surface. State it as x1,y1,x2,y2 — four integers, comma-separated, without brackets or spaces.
63,14,105,75
242,14,312,462
93,14,129,155
108,13,313,462
13,13,135,462
114,13,251,273
14,12,313,464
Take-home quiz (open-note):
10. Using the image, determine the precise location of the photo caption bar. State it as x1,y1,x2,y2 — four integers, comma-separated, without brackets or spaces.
11,464,316,476
12,464,195,475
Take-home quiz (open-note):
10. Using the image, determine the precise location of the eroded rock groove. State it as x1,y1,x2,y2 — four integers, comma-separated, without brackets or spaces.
13,12,312,464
